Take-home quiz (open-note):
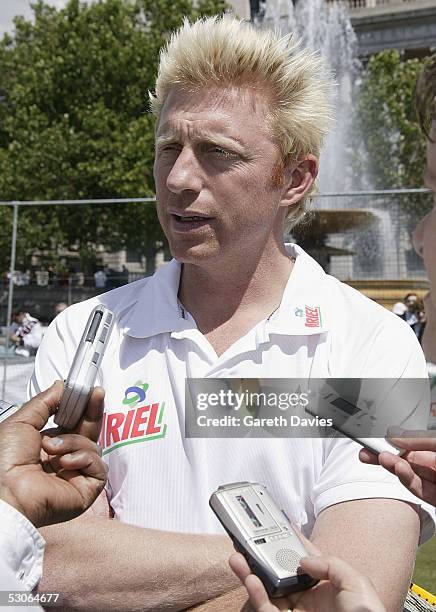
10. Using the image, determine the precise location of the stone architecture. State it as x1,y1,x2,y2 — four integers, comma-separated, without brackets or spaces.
229,0,436,57
346,0,436,57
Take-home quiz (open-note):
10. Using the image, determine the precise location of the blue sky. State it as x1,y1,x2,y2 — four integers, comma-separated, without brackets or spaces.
0,1,245,36
0,1,69,36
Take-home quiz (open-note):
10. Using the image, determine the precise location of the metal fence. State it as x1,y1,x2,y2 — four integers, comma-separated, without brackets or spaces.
0,190,433,404
294,190,433,308
0,356,35,405
295,190,432,278
0,196,156,323
0,197,156,404
0,191,433,317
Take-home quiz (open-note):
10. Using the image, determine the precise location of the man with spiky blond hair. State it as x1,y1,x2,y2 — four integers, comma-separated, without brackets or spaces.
31,16,434,611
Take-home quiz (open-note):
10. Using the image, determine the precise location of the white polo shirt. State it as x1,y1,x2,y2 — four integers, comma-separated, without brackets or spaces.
29,245,435,542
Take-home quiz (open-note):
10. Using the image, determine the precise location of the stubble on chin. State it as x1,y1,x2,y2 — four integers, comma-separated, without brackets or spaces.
169,231,220,264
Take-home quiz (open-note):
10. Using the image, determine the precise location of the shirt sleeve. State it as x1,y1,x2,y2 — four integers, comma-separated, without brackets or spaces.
353,316,429,379
315,315,435,544
0,499,45,591
313,436,435,545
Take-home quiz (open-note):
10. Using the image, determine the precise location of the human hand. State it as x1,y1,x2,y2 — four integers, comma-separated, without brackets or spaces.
0,381,107,528
360,430,436,506
229,552,386,612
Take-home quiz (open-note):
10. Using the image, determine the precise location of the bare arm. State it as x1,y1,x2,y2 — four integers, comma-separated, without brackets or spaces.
187,587,249,611
37,493,420,612
309,498,420,612
192,498,420,612
38,516,239,611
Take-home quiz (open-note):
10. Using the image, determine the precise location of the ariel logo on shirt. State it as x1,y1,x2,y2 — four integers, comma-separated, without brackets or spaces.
304,306,322,328
100,381,167,455
122,381,149,407
294,306,322,327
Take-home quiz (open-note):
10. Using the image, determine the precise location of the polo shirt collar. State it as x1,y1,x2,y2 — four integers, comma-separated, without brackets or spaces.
121,259,188,339
122,243,330,339
266,243,330,336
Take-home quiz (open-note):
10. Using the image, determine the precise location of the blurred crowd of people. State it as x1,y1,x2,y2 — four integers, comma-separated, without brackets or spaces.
393,293,427,344
0,303,68,358
1,265,132,290
8,309,44,357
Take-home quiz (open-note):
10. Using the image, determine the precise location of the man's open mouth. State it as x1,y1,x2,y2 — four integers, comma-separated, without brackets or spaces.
172,214,212,222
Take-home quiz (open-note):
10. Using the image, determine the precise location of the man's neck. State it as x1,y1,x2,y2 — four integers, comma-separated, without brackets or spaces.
178,243,295,334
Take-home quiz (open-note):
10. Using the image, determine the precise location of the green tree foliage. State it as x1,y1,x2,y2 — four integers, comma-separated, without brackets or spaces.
355,50,433,222
356,50,427,189
0,0,227,271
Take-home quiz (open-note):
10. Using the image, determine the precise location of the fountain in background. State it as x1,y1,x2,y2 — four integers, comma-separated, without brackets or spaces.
261,0,362,193
256,0,424,297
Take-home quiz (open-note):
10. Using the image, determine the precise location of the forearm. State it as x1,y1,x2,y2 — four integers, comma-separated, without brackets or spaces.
38,517,239,611
188,586,249,611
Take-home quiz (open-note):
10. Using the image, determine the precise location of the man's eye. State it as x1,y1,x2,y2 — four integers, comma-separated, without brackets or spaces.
159,144,180,153
211,147,237,159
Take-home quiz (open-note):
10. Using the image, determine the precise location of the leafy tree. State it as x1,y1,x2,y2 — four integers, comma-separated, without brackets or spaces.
354,50,433,224
0,0,227,273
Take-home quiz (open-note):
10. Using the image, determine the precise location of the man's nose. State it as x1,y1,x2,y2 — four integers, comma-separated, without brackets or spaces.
166,147,203,194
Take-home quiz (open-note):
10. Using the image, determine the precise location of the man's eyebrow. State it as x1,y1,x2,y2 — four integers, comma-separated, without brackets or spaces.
203,136,248,154
155,134,180,144
156,127,248,152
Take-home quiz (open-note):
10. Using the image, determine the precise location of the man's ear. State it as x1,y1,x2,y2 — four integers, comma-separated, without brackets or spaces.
280,155,318,208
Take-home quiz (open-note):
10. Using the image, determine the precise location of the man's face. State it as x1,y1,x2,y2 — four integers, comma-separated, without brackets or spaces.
413,123,436,298
153,86,301,265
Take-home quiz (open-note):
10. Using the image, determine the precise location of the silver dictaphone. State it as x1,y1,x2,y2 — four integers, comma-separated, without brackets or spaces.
209,481,318,598
55,305,114,430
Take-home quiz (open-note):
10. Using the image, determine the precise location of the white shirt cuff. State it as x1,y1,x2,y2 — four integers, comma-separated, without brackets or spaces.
0,498,45,591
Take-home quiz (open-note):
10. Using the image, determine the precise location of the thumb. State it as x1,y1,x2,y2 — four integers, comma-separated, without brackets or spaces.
9,381,64,430
73,387,105,442
300,555,365,590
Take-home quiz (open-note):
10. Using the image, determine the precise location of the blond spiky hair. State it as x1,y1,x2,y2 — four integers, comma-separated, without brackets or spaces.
150,15,335,229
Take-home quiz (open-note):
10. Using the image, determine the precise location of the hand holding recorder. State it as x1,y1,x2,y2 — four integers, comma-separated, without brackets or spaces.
210,482,318,598
360,431,436,507
229,551,386,612
213,482,386,611
0,381,107,528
